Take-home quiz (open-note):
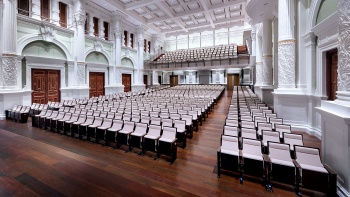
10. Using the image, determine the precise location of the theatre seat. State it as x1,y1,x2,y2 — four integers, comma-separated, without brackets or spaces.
130,123,148,152
217,135,241,179
157,126,177,163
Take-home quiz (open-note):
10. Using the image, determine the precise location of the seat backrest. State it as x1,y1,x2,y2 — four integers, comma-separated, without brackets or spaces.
225,119,238,127
161,127,176,141
174,120,186,130
110,119,123,130
221,135,239,152
223,126,239,137
257,122,272,135
150,111,159,117
76,114,87,122
266,113,277,119
147,125,162,137
140,110,149,116
294,146,324,168
240,115,252,121
150,117,161,125
45,110,53,116
241,121,255,129
55,112,65,119
84,116,94,124
100,111,108,118
262,130,280,146
268,142,291,162
62,113,72,120
69,113,79,122
92,117,103,126
241,127,257,139
133,122,148,135
122,121,135,131
131,115,140,122
87,110,94,116
269,118,283,129
159,113,169,119
106,112,115,119
162,119,173,128
242,138,262,157
68,108,75,113
283,133,303,150
254,116,267,127
93,110,101,117
275,124,291,135
123,114,131,121
114,113,123,120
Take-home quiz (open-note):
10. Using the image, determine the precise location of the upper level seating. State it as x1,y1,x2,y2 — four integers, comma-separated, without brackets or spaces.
156,45,237,63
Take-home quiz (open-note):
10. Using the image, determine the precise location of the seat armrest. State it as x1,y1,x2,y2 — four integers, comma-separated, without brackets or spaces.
324,164,337,175
263,154,270,163
293,160,301,168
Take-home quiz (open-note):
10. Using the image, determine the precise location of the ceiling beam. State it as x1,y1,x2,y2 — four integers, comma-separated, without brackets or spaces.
197,0,215,28
125,0,164,11
104,0,162,33
157,1,188,32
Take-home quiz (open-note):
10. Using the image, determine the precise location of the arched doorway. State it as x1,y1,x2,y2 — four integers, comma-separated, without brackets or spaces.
22,41,67,104
86,52,109,97
121,57,134,92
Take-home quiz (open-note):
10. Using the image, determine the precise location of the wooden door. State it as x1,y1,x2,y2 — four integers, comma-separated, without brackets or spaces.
143,75,148,86
170,75,178,87
327,49,338,100
32,69,60,104
227,74,233,91
122,74,131,92
233,74,240,86
89,72,105,98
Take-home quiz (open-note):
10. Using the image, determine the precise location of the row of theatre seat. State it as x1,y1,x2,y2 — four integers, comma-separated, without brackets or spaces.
30,85,224,163
217,86,337,196
5,86,170,123
157,45,237,63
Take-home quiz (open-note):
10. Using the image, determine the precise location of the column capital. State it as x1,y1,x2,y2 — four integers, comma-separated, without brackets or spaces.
112,10,127,21
114,27,123,39
73,12,86,26
137,24,148,34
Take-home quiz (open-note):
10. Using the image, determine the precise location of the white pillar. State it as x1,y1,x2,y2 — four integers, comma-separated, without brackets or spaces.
112,13,124,89
88,14,94,36
0,0,3,86
99,19,104,39
134,25,147,88
250,25,256,85
31,0,41,20
278,0,295,88
273,18,278,87
51,0,60,26
73,0,86,87
151,34,158,55
262,20,273,86
1,0,18,89
255,27,263,86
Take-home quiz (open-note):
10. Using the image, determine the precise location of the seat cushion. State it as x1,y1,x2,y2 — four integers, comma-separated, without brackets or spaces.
300,163,328,173
144,135,160,140
119,130,133,134
221,149,239,156
270,158,294,167
131,133,146,137
159,138,175,143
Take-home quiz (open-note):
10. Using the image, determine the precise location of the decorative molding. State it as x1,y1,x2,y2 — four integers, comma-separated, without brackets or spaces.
93,39,102,52
39,25,55,42
338,0,350,94
278,42,295,87
77,63,86,85
262,56,273,86
2,56,18,87
278,39,295,44
73,13,86,27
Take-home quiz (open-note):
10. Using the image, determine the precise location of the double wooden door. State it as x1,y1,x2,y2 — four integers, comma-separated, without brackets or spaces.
122,74,131,92
89,72,105,98
32,69,60,104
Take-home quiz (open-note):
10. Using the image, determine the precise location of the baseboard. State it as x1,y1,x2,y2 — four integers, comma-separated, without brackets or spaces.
283,122,322,140
337,182,350,197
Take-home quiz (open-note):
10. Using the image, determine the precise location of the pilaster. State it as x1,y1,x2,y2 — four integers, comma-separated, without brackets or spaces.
152,70,160,86
31,0,41,20
51,0,60,26
262,20,273,86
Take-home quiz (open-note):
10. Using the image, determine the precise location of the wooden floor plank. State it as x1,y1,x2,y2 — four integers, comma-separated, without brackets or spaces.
0,91,323,196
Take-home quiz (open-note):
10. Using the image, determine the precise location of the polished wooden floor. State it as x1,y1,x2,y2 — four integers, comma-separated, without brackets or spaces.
0,91,323,197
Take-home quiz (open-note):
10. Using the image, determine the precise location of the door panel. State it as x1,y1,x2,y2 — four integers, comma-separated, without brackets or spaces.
233,74,240,86
122,74,131,92
32,69,60,104
227,74,233,91
326,49,338,101
89,72,105,98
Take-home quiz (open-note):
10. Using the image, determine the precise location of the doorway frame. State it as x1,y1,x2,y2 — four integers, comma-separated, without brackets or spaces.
31,68,61,103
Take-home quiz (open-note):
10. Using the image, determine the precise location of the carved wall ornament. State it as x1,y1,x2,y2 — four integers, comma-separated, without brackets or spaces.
262,56,273,85
114,27,122,39
337,0,350,92
73,13,86,27
278,42,295,87
77,63,86,85
2,56,18,87
40,25,55,42
93,39,102,52
255,62,263,85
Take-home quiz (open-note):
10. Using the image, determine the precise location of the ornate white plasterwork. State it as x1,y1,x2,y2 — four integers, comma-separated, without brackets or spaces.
337,0,350,93
116,67,122,84
2,56,18,87
77,63,86,85
39,26,55,42
278,41,295,88
255,62,262,86
73,12,86,27
262,56,273,86
93,39,102,52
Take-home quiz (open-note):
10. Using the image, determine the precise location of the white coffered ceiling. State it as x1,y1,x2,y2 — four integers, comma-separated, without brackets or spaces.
90,0,248,36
